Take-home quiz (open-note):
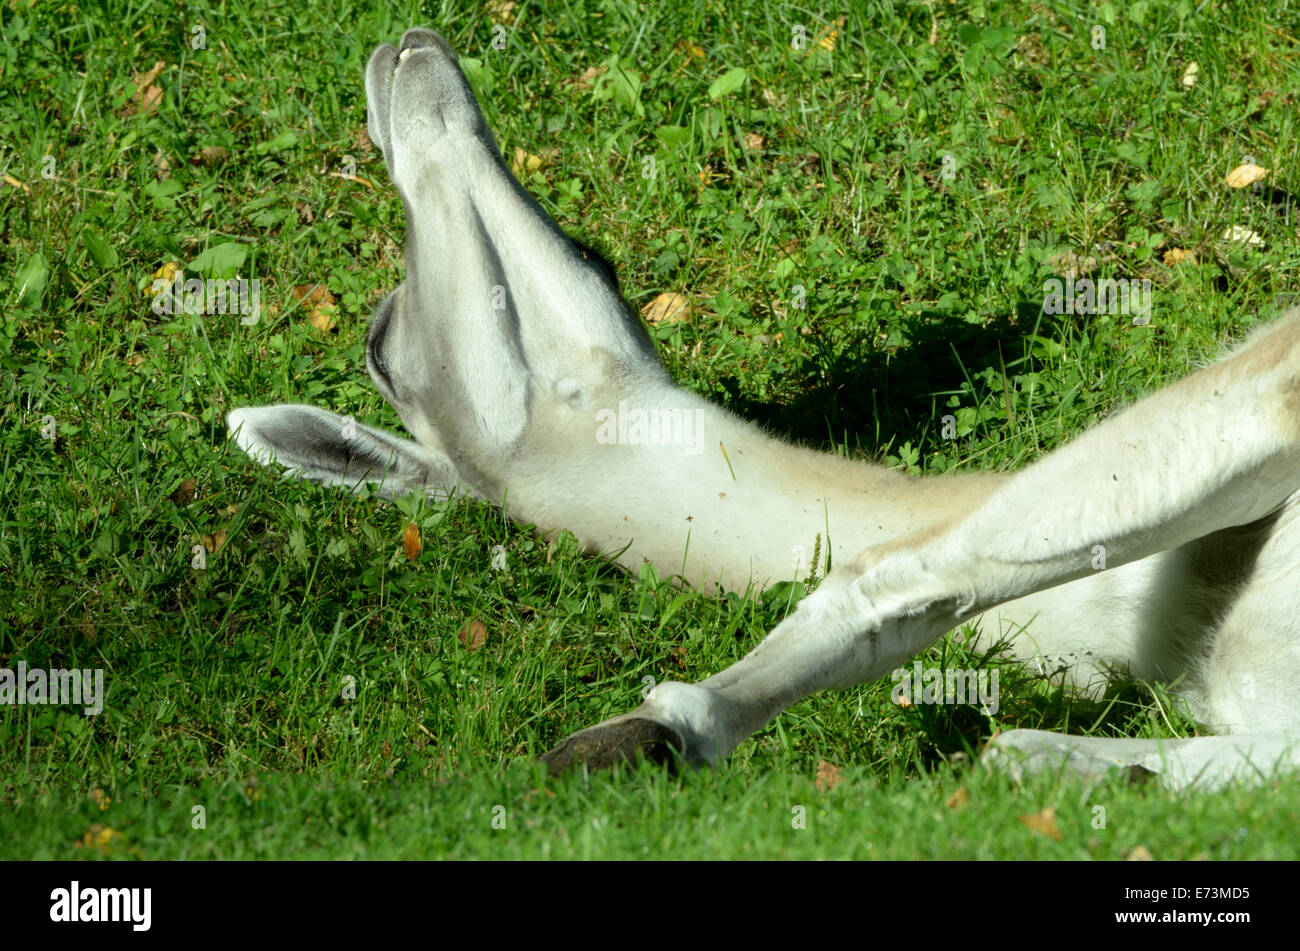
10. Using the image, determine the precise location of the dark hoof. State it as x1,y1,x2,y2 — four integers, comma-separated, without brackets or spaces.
539,717,685,775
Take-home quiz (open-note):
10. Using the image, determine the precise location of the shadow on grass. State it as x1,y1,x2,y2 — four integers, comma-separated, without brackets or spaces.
710,297,1063,457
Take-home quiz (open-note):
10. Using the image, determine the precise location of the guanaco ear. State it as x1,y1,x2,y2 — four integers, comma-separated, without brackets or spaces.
226,405,461,499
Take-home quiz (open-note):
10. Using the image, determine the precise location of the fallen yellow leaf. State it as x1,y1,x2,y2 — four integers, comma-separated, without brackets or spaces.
813,18,845,52
1224,163,1269,188
403,522,421,562
485,0,516,25
1018,806,1062,841
676,40,706,61
510,146,558,179
294,283,337,332
76,824,121,854
152,260,181,284
641,291,693,325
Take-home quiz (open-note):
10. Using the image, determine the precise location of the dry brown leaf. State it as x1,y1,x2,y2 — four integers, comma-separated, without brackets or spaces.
459,618,488,650
136,82,164,115
1046,251,1098,279
1224,163,1269,189
571,65,607,90
403,522,421,561
945,786,971,810
200,530,227,553
354,126,374,152
126,60,166,116
1162,247,1196,266
294,282,337,332
293,282,332,305
1018,806,1062,841
133,60,165,90
331,170,374,188
814,760,842,791
171,478,197,505
192,145,231,168
1126,844,1154,861
125,352,147,368
642,291,693,325
743,131,765,150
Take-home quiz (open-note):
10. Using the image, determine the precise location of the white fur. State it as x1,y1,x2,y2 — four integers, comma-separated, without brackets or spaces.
226,29,1300,790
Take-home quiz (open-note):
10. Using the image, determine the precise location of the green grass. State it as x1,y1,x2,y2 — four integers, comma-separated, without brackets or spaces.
4,0,1300,859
